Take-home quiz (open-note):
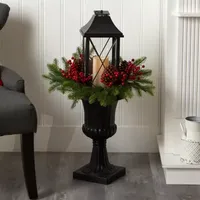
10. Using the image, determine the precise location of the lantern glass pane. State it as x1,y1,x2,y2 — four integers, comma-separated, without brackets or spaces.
82,36,120,85
89,38,116,63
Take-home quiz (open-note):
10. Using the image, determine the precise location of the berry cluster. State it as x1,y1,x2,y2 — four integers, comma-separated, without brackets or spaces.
101,59,145,87
60,56,92,84
126,60,145,81
101,66,128,87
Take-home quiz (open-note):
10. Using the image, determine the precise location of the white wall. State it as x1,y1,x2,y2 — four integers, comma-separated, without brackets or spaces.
0,0,163,152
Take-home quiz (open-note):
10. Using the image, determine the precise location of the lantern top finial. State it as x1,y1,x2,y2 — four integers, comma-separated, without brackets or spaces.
80,10,124,38
94,10,109,16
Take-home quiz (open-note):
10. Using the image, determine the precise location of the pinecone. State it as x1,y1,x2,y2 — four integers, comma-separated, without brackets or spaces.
75,59,84,72
105,65,116,75
118,60,128,71
101,65,117,87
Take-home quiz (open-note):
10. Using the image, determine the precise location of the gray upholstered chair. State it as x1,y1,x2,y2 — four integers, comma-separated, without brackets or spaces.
0,3,38,200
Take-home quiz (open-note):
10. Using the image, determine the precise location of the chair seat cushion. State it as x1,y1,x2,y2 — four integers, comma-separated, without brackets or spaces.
0,87,37,135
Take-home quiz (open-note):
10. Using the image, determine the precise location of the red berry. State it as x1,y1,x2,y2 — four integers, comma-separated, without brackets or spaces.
130,76,136,80
142,65,145,68
79,72,84,77
138,71,143,75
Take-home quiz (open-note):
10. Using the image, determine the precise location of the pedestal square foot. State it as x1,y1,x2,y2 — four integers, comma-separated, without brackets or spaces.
73,164,126,184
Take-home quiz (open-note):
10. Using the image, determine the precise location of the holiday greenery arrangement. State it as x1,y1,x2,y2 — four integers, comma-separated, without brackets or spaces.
43,47,155,108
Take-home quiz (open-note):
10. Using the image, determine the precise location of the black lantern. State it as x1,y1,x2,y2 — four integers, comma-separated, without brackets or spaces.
80,10,124,79
73,11,126,184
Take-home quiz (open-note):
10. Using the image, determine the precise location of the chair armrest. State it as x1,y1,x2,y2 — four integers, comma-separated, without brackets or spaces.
0,66,25,93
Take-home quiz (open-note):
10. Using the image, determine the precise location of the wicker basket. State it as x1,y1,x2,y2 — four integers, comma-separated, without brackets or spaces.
180,138,200,164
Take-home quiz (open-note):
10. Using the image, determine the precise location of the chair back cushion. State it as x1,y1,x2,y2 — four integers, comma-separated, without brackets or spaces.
0,3,10,30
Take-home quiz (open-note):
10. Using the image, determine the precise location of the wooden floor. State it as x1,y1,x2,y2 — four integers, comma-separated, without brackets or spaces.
0,153,200,200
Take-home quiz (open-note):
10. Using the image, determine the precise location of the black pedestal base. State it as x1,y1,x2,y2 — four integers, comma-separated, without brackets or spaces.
73,164,126,184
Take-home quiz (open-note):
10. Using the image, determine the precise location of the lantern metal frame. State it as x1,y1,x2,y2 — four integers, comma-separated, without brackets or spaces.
81,10,123,78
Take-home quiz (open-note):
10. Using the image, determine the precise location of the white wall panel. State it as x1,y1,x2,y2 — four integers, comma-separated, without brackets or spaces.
0,0,163,152
63,0,82,126
43,0,63,126
122,0,142,127
142,0,160,128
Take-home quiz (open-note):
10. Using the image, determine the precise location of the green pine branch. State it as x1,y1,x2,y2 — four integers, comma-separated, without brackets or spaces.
140,69,152,76
133,57,147,66
43,52,155,108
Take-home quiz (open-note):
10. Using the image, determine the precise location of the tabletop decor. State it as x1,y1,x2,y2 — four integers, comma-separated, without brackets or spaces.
43,10,155,184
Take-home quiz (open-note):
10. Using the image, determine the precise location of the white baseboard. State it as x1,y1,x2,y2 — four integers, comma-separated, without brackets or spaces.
0,126,158,152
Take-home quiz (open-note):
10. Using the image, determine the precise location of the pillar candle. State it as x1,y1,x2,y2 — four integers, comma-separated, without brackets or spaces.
93,56,109,86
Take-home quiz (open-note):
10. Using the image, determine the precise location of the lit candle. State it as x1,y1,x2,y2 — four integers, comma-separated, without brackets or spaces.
93,56,109,86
